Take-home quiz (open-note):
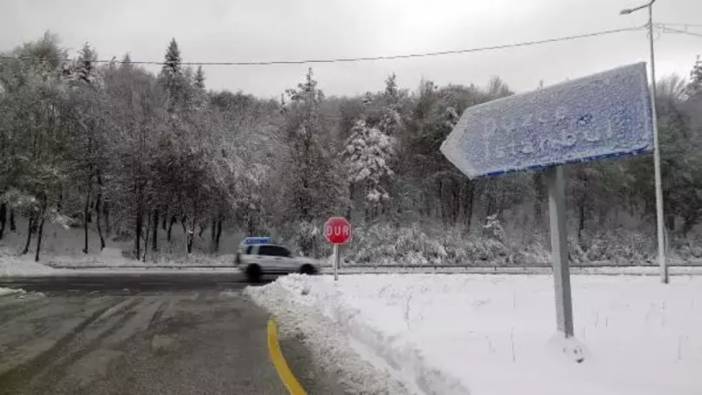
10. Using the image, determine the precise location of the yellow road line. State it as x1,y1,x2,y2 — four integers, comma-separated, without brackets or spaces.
267,319,308,395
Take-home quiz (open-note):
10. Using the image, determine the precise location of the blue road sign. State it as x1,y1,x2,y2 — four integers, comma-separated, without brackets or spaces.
440,63,654,179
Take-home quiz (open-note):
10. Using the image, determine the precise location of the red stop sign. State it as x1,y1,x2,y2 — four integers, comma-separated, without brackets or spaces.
324,217,352,245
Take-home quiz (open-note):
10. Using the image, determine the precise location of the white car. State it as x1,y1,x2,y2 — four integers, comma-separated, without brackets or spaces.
235,242,320,282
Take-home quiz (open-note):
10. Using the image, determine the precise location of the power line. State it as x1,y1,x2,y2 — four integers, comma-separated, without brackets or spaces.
657,24,702,38
0,25,646,67
657,22,702,28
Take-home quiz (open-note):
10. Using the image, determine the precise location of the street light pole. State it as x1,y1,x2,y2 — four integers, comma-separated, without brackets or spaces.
621,0,668,283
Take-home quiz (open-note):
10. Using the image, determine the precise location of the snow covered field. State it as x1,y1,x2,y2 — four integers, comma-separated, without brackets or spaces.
247,274,702,395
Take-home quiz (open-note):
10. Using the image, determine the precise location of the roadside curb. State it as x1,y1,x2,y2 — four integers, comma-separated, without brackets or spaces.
267,319,307,395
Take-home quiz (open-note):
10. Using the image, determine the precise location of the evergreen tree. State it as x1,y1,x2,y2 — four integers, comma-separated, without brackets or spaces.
162,38,182,78
194,66,205,90
73,43,97,85
687,55,702,98
159,38,188,110
279,68,345,253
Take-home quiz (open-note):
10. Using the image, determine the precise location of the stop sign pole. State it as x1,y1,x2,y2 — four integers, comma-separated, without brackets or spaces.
324,217,352,281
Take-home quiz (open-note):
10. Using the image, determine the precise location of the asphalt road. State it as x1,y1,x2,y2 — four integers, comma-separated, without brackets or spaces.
0,275,344,395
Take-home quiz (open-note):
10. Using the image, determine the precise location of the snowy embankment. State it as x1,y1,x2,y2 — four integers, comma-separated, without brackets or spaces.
0,287,25,296
40,248,237,268
246,274,702,395
0,247,239,276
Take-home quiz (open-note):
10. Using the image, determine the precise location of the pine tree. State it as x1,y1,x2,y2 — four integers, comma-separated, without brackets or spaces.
687,55,702,99
162,38,182,77
74,43,97,85
280,69,345,253
378,73,403,137
194,66,205,90
159,38,187,110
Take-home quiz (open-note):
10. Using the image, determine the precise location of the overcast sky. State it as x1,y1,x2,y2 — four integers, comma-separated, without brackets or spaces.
1,0,700,98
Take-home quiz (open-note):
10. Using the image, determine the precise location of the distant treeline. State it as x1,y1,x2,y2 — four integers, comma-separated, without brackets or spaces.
1,33,701,261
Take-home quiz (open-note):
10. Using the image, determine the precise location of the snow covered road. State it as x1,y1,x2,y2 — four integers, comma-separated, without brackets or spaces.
248,274,702,395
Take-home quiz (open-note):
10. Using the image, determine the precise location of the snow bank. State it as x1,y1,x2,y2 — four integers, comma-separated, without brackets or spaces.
0,287,25,296
42,248,237,268
0,247,239,276
247,274,702,395
0,248,63,276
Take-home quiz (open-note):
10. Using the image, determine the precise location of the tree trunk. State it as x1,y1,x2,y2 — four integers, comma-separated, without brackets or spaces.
83,194,90,254
665,214,675,233
162,212,167,230
10,209,16,231
95,173,106,249
533,173,545,230
214,217,223,252
181,216,189,254
95,194,106,250
578,200,586,241
34,213,46,262
104,201,111,235
187,220,195,255
211,217,217,242
464,183,473,233
247,214,255,236
143,211,151,262
167,216,176,242
152,209,158,251
135,208,142,260
0,203,6,240
21,216,34,255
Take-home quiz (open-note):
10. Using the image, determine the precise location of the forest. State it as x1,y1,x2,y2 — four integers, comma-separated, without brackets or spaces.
1,33,701,265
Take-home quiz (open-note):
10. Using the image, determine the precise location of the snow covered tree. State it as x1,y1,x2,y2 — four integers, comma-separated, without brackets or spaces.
159,38,190,112
0,32,71,261
65,42,111,253
194,66,205,89
686,55,702,99
72,43,97,85
377,73,403,136
343,119,395,221
279,68,346,253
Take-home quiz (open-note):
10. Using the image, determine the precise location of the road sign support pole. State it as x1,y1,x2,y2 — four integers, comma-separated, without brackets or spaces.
333,244,339,282
545,166,574,337
647,3,668,284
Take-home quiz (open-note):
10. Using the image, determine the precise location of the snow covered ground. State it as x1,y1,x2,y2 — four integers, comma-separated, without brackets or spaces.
0,287,25,296
246,274,702,395
0,247,239,276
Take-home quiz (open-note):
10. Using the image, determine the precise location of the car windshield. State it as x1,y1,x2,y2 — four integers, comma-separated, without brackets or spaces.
2,3,701,394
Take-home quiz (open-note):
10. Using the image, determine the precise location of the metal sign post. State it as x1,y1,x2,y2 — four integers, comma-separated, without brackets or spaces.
333,244,340,281
324,217,352,282
545,166,574,337
440,63,655,340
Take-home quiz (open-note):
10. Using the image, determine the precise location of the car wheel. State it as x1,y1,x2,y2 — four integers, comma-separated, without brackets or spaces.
245,264,262,282
299,264,316,275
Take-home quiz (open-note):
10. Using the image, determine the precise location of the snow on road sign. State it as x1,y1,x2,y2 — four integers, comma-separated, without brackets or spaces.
440,62,653,179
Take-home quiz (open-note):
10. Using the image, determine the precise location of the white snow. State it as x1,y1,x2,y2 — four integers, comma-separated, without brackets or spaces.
0,247,239,276
247,273,702,395
0,287,25,296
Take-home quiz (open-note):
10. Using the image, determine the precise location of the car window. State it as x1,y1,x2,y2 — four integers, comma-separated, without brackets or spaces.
258,245,290,257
